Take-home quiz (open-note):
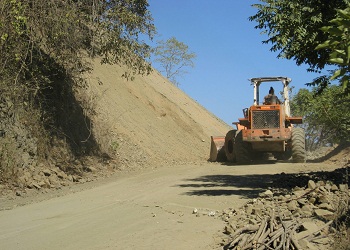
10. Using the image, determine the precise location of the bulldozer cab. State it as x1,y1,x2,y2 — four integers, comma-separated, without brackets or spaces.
250,77,291,117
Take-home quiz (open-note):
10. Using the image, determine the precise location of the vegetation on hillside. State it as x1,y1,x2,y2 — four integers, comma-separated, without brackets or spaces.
1,0,155,85
0,0,155,181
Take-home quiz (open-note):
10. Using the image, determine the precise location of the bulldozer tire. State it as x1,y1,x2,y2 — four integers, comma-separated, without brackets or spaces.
224,130,237,162
234,130,251,164
291,128,306,163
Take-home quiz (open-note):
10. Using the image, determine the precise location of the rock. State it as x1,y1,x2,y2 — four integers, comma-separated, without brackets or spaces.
245,204,253,215
21,152,31,167
67,175,73,182
42,169,51,176
79,178,86,183
287,200,299,211
331,184,339,191
314,209,334,219
281,209,292,219
224,225,235,235
293,190,305,198
300,204,313,216
23,171,32,182
33,174,44,182
301,221,319,234
48,175,60,186
264,190,273,196
323,184,331,191
72,175,80,182
31,182,41,189
86,166,97,173
308,197,316,204
316,180,325,187
252,207,263,217
297,198,308,205
298,239,318,250
259,190,273,198
277,195,286,202
57,171,68,179
317,203,335,212
284,194,291,199
38,180,51,189
308,180,317,189
15,190,23,196
318,195,329,204
18,175,28,186
339,184,348,192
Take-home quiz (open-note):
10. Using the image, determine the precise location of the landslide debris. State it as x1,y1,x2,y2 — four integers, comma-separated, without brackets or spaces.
221,168,350,250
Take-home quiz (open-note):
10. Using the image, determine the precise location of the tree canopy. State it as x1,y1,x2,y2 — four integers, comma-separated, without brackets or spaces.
290,86,350,150
315,6,350,94
249,0,349,72
154,37,196,86
249,0,350,94
0,0,155,92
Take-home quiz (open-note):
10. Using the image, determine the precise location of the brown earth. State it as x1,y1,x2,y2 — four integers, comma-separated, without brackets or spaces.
0,61,349,249
84,59,231,168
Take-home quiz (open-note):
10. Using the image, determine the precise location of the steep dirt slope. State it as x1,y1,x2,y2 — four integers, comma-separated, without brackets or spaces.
85,60,231,168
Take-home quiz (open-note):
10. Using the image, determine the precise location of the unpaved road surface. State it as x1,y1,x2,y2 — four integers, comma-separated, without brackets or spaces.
0,161,343,250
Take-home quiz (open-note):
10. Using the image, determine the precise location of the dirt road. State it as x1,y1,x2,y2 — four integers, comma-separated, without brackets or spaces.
0,161,342,250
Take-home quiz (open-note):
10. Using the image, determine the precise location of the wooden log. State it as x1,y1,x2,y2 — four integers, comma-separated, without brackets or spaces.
237,234,249,248
230,224,259,239
257,228,271,250
290,235,301,250
270,210,275,232
269,221,295,237
285,234,291,249
274,230,286,250
253,218,268,243
228,233,245,249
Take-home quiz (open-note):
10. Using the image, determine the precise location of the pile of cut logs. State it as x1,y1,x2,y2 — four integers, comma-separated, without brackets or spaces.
222,180,349,250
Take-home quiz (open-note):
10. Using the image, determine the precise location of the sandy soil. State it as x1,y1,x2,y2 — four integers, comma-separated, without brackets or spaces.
0,161,345,250
83,60,231,168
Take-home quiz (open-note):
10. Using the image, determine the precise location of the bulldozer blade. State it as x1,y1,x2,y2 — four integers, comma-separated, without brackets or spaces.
209,136,226,162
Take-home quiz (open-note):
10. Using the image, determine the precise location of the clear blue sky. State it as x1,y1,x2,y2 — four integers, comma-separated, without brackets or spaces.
148,0,321,127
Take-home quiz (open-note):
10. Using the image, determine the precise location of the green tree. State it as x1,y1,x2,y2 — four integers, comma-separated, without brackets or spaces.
316,6,350,94
249,0,350,93
290,86,350,150
0,0,155,90
154,37,196,86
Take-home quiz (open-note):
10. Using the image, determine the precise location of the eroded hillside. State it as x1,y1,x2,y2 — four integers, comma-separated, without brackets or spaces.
85,60,231,169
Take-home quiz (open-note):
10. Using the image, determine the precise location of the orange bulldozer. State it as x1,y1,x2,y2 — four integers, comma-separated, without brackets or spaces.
210,77,306,164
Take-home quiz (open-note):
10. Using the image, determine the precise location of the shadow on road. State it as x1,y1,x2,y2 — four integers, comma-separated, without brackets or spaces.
178,166,350,199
